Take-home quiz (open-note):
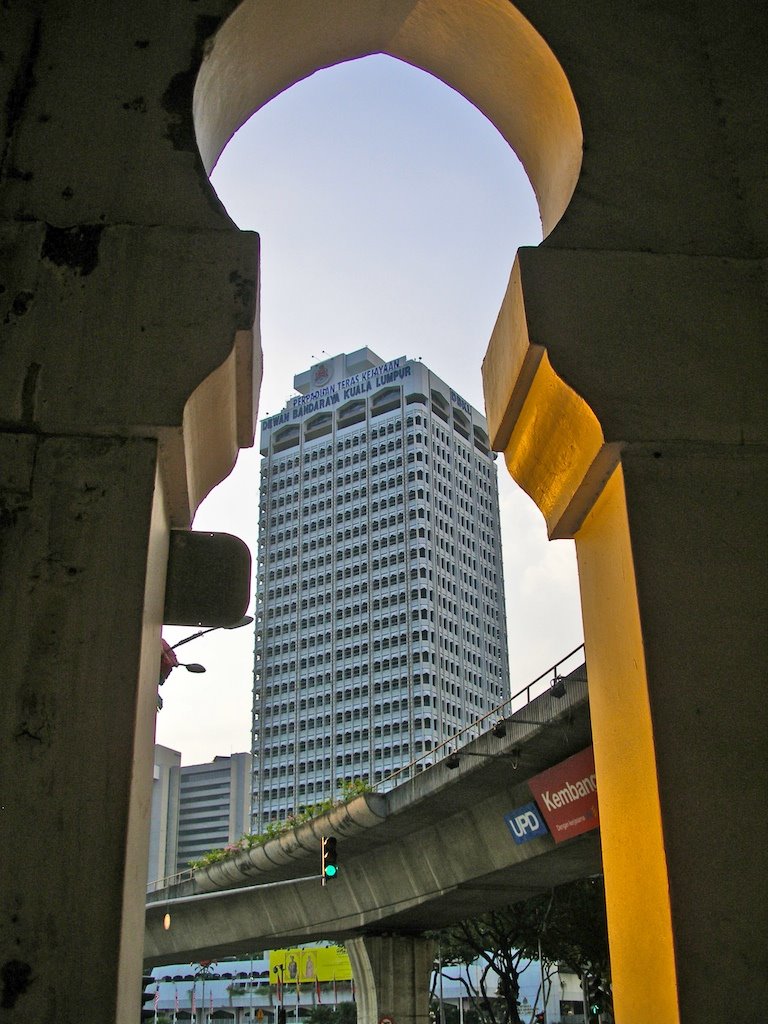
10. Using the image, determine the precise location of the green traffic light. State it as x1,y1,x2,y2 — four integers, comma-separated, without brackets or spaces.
321,836,339,883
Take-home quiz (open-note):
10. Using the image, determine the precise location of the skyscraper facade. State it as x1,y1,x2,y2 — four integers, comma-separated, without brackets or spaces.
252,349,510,829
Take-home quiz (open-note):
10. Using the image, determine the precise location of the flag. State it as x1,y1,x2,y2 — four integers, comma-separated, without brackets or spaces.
316,978,322,1004
192,989,197,1014
154,986,160,1009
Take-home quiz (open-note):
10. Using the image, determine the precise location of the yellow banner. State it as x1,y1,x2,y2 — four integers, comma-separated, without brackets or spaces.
269,946,352,983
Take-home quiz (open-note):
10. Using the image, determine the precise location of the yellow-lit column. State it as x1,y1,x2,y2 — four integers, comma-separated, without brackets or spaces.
484,249,767,1023
482,262,681,1022
574,466,678,1023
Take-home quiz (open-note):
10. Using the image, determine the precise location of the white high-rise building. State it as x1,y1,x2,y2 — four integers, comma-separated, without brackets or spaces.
252,349,510,829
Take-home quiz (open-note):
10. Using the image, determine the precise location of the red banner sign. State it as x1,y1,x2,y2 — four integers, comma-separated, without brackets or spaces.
528,746,599,844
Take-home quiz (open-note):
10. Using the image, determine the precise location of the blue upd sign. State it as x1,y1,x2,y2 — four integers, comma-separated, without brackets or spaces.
504,802,549,844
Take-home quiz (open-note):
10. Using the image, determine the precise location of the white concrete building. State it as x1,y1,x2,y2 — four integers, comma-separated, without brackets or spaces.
148,744,182,885
148,746,253,881
252,349,510,829
175,752,253,871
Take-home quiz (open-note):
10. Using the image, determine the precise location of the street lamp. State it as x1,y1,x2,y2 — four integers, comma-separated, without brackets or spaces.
157,615,254,708
445,747,522,770
170,615,254,652
160,639,206,681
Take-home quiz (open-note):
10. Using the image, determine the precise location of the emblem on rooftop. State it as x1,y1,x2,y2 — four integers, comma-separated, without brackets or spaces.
312,362,332,386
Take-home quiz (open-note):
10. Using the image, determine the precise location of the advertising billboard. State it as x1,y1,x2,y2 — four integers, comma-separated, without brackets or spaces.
527,746,599,844
269,946,352,983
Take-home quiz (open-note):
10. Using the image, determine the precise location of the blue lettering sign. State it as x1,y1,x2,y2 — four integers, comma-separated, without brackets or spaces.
504,802,549,844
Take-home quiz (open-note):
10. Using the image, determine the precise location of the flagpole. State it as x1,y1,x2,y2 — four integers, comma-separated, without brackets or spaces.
249,953,254,1024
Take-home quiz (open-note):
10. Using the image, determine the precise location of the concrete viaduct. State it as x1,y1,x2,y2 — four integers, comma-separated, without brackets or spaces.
145,668,600,1019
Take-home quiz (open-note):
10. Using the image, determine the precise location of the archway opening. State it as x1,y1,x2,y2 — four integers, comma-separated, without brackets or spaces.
159,9,585,763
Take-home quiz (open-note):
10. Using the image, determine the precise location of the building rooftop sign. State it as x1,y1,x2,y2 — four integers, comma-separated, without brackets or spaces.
262,356,409,430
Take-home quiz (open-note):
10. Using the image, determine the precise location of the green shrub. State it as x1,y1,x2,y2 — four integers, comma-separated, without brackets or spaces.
190,776,372,872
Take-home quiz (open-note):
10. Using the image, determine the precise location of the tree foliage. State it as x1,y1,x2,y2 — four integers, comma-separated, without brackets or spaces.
304,1003,357,1024
432,877,611,1024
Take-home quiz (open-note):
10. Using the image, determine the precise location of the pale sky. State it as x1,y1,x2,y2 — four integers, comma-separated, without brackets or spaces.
156,55,583,766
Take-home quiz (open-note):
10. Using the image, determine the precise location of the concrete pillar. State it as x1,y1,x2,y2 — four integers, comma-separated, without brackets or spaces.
347,934,436,1024
0,433,168,1020
484,244,767,1022
576,451,767,1023
479,4,767,1017
0,5,257,1020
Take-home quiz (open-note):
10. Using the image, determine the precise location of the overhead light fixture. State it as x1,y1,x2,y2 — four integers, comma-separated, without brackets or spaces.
551,675,566,698
511,748,521,769
446,753,461,770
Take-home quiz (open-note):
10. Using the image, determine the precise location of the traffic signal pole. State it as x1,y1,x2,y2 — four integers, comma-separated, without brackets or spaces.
582,972,589,1023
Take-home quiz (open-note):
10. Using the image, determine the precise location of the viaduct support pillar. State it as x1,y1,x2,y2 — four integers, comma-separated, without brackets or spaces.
0,5,257,1019
347,934,436,1024
0,433,168,1021
483,245,768,1024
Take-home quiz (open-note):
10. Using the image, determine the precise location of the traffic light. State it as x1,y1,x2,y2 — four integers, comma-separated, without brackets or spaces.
140,975,155,1021
583,973,602,1022
321,835,338,884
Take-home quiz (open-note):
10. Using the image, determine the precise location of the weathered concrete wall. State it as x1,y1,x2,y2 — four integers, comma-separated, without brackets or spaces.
1,3,258,1020
480,4,768,1022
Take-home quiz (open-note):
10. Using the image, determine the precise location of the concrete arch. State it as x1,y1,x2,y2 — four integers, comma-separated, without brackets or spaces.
1,4,764,1023
190,6,767,1024
193,0,582,238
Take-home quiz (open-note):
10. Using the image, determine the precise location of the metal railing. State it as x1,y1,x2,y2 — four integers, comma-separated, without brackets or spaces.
147,868,194,895
375,643,586,791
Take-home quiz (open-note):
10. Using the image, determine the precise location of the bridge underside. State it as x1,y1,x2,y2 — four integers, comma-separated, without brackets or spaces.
145,685,599,965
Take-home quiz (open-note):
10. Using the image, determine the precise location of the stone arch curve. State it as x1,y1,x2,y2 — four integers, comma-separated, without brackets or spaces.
193,0,582,238
2,5,763,1023
193,0,601,542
